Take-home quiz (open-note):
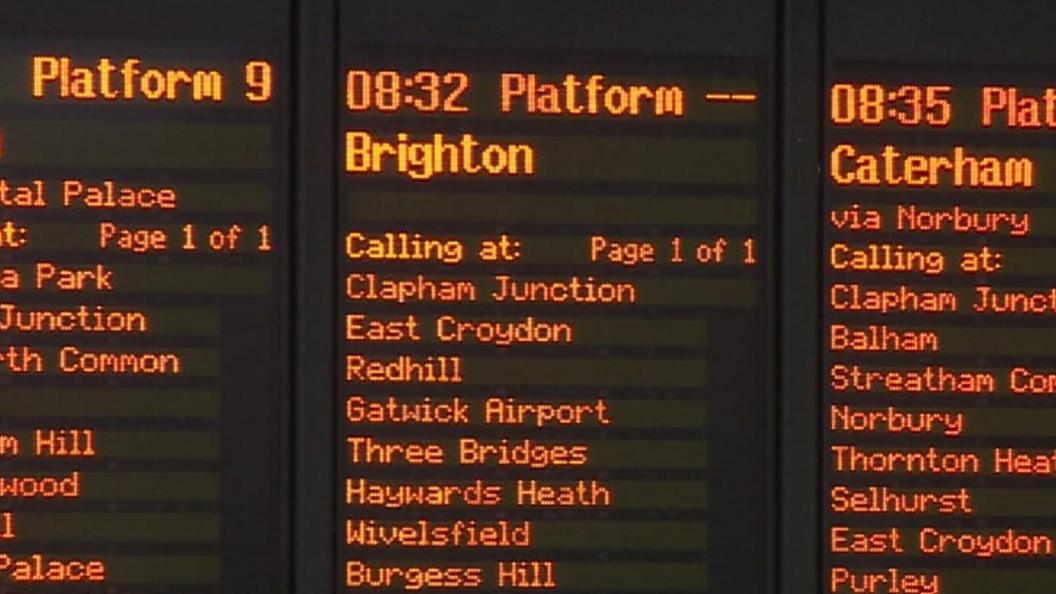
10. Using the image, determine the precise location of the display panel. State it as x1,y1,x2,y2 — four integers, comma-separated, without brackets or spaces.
335,3,775,593
824,3,1056,593
29,3,1056,594
0,3,289,592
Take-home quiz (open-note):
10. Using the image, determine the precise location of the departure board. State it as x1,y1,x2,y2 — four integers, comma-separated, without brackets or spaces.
15,2,1056,594
335,3,774,593
824,3,1056,594
0,2,288,593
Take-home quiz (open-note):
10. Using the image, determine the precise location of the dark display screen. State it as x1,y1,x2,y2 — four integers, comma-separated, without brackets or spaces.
823,3,1056,594
335,3,774,592
0,2,288,592
5,2,1056,594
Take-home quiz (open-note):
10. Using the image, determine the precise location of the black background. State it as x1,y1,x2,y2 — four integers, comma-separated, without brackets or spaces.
5,1,1056,594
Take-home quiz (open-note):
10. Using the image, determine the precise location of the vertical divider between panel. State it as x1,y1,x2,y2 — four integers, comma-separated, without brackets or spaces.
294,0,338,593
769,3,783,593
280,2,295,591
780,0,821,593
771,3,784,593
